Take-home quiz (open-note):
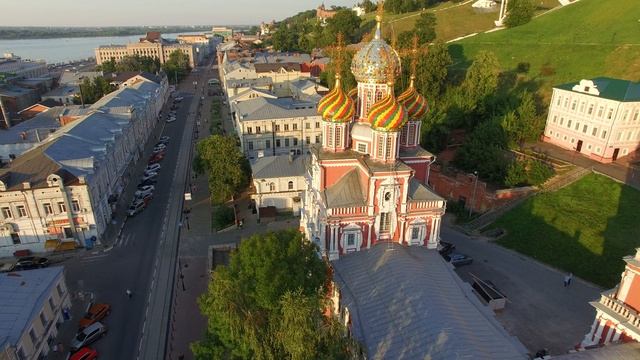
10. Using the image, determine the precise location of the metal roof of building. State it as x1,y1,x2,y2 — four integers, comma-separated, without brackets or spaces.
225,77,272,89
555,343,640,359
408,178,444,202
323,168,367,208
233,97,318,122
332,244,528,360
0,107,62,145
557,77,640,102
251,154,306,179
0,267,64,349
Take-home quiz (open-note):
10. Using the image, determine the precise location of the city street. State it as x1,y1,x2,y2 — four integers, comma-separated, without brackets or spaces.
49,59,214,360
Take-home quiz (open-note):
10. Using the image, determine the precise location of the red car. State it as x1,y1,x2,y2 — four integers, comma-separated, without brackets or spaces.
70,347,98,360
148,153,164,164
79,303,111,329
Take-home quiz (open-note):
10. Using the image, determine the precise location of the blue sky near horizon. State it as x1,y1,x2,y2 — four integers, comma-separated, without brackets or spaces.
3,0,358,27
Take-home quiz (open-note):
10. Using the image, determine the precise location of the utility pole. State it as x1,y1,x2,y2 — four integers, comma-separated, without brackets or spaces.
469,171,479,218
0,96,11,129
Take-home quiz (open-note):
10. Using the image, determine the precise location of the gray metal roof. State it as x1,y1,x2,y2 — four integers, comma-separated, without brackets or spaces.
555,343,640,359
323,168,366,208
0,267,64,349
251,154,306,179
234,97,318,122
332,244,528,360
408,178,444,202
225,77,272,89
0,107,62,145
229,88,277,103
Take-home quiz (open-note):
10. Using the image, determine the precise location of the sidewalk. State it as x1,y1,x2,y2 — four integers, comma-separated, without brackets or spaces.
526,142,640,190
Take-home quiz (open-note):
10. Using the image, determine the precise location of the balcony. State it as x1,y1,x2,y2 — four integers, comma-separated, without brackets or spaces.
594,289,640,337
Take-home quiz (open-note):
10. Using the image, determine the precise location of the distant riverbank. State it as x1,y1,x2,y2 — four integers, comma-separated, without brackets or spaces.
0,32,203,64
0,26,211,40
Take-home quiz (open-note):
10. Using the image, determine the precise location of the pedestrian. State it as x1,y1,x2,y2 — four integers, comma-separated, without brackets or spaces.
567,272,573,286
126,289,133,298
563,273,570,287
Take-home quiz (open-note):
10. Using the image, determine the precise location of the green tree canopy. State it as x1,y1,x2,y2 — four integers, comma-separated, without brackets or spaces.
325,9,362,44
505,0,535,28
162,50,191,84
397,12,436,48
74,76,116,105
192,230,357,359
193,135,250,205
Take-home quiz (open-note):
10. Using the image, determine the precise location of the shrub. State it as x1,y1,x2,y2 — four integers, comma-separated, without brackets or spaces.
212,205,235,230
505,160,528,187
527,160,555,186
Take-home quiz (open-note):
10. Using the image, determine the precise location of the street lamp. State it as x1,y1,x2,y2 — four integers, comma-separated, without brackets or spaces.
469,171,479,218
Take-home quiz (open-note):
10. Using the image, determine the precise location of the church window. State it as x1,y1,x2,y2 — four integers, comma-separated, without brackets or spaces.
411,227,420,240
408,124,416,144
327,127,334,147
357,143,367,153
346,233,355,246
400,127,408,144
385,136,393,158
335,127,342,145
384,192,391,201
380,213,391,233
377,135,384,158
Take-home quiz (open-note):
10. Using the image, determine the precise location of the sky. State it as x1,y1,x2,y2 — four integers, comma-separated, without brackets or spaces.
3,0,358,26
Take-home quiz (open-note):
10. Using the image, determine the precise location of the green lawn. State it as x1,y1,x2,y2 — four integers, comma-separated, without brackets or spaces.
493,174,640,288
452,0,640,99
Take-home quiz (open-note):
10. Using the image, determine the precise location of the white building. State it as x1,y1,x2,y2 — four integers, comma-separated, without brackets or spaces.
543,77,640,163
0,54,47,80
251,154,306,215
0,74,168,256
231,97,322,160
0,267,71,360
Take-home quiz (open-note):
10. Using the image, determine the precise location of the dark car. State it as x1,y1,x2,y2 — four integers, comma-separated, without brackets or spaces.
438,241,456,256
443,252,473,267
138,179,156,188
13,256,50,271
148,154,164,164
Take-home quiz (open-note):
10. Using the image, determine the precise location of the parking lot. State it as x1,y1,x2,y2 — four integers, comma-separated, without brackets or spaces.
440,221,602,355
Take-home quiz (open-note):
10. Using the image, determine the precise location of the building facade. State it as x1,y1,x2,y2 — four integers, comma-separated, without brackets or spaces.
95,32,197,68
0,267,71,360
232,97,323,160
543,78,640,163
581,248,640,348
300,15,445,260
251,154,306,215
0,74,167,256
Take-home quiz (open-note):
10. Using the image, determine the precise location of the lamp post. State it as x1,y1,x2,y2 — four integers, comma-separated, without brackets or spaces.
469,171,479,218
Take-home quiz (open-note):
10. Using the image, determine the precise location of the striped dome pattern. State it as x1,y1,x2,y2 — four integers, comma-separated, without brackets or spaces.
317,84,355,123
367,93,408,132
398,85,428,120
347,87,358,101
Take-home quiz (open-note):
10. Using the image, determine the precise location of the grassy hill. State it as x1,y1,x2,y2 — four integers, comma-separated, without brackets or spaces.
451,0,640,99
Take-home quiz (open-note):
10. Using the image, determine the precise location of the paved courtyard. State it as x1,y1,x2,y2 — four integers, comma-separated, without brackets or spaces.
441,219,602,355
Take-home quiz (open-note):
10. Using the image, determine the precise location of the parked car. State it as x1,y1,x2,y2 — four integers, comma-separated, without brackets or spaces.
154,143,167,151
69,347,98,360
148,154,164,164
136,192,153,205
135,185,154,198
166,117,176,123
174,96,184,102
158,136,170,144
444,252,473,267
127,200,146,217
141,171,158,181
152,149,165,157
137,179,156,189
79,303,111,329
145,163,161,173
70,322,107,352
12,256,50,271
438,241,456,256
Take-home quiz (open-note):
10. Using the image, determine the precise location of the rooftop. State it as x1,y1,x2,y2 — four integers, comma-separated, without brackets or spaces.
254,62,301,74
225,77,272,89
557,77,640,102
323,168,366,208
251,154,306,179
233,97,318,122
407,178,443,202
332,244,527,359
0,267,64,349
0,107,62,146
555,343,640,359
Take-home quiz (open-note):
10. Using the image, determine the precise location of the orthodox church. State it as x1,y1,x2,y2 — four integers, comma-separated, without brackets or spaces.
300,8,446,260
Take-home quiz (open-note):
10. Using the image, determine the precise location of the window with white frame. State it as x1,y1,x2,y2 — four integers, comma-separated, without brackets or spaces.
592,127,598,137
43,203,53,215
357,143,367,153
342,225,362,251
583,124,588,133
269,183,276,191
72,200,80,212
16,205,27,217
1,207,12,219
588,104,594,115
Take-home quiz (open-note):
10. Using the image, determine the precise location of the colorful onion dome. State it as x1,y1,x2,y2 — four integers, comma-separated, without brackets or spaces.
347,87,358,101
350,11,401,83
397,79,428,120
317,78,355,122
367,91,408,132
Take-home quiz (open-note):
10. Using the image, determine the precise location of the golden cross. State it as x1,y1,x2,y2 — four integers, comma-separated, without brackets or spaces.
398,34,427,79
376,1,385,21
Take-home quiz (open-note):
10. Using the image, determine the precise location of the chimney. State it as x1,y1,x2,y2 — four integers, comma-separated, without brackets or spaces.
22,181,30,189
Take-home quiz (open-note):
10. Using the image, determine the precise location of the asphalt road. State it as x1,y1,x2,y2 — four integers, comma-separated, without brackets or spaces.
53,61,212,360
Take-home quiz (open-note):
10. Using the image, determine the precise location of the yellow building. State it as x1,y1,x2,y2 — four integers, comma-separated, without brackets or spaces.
95,32,197,68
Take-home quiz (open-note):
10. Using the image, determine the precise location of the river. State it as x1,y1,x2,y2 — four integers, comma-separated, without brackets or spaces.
0,32,203,64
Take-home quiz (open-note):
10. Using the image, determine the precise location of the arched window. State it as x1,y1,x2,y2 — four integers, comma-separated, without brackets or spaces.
288,181,294,190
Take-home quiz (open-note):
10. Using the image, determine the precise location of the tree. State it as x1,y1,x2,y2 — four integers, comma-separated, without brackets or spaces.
454,118,509,183
193,135,250,205
272,23,299,52
74,76,116,105
505,0,535,28
96,58,117,73
162,50,191,84
460,50,501,118
398,12,436,48
501,91,544,148
360,0,377,13
414,42,451,101
325,9,362,44
192,230,356,359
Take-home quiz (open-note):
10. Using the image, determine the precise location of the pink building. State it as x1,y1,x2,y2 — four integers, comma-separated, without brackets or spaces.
300,15,445,260
581,248,640,348
543,78,640,163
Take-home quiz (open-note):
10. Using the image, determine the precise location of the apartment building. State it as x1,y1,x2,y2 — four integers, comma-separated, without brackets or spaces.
251,154,306,214
95,32,198,68
232,97,322,160
543,78,640,163
0,267,71,360
0,74,168,256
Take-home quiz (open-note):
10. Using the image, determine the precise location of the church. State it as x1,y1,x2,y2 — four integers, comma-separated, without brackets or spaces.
300,8,446,260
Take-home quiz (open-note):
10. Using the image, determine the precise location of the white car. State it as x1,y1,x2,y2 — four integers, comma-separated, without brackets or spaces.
70,322,107,351
141,172,158,182
127,200,146,217
146,163,161,173
135,185,154,198
158,136,170,144
166,117,176,123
